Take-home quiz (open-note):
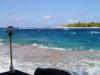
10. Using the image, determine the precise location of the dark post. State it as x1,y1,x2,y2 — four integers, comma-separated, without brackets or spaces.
6,26,15,73
0,26,29,75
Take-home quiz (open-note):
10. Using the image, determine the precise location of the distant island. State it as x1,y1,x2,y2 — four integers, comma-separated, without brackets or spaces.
64,22,100,27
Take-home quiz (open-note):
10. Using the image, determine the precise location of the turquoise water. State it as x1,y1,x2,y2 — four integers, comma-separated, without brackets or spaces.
1,28,100,75
0,28,100,51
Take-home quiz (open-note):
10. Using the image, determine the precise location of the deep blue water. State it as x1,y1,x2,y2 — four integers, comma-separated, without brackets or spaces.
0,28,100,51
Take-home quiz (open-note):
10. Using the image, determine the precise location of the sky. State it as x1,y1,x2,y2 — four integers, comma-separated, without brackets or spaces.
0,0,100,28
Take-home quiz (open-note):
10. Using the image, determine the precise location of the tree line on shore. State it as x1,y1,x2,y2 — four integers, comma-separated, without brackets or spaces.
64,22,100,27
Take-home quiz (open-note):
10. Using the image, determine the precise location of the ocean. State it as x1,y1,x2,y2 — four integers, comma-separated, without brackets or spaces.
1,28,100,75
0,28,100,51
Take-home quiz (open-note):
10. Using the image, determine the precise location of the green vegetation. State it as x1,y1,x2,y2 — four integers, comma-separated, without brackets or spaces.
64,22,100,27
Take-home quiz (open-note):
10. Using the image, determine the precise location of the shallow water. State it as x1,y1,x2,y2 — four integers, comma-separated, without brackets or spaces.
0,45,100,75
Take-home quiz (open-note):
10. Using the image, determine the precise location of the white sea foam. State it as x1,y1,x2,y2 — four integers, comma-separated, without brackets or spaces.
39,45,49,49
0,44,100,75
0,56,9,72
90,31,100,34
31,43,65,50
31,43,39,46
89,49,95,52
15,59,100,75
32,43,96,51
1,58,100,75
0,43,3,45
67,59,100,75
0,46,100,75
51,47,65,51
0,39,4,45
0,39,3,42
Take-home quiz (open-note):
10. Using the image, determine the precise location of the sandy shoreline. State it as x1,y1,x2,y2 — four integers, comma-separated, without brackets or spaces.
1,44,100,62
0,44,100,75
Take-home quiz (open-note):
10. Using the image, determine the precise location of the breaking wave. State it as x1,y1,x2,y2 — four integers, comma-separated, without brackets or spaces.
31,43,65,51
90,31,100,34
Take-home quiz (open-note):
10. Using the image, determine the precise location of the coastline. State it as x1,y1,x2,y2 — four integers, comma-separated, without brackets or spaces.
58,27,100,29
0,44,100,74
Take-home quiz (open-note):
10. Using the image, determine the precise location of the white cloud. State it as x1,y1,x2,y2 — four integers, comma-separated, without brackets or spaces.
43,15,52,20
